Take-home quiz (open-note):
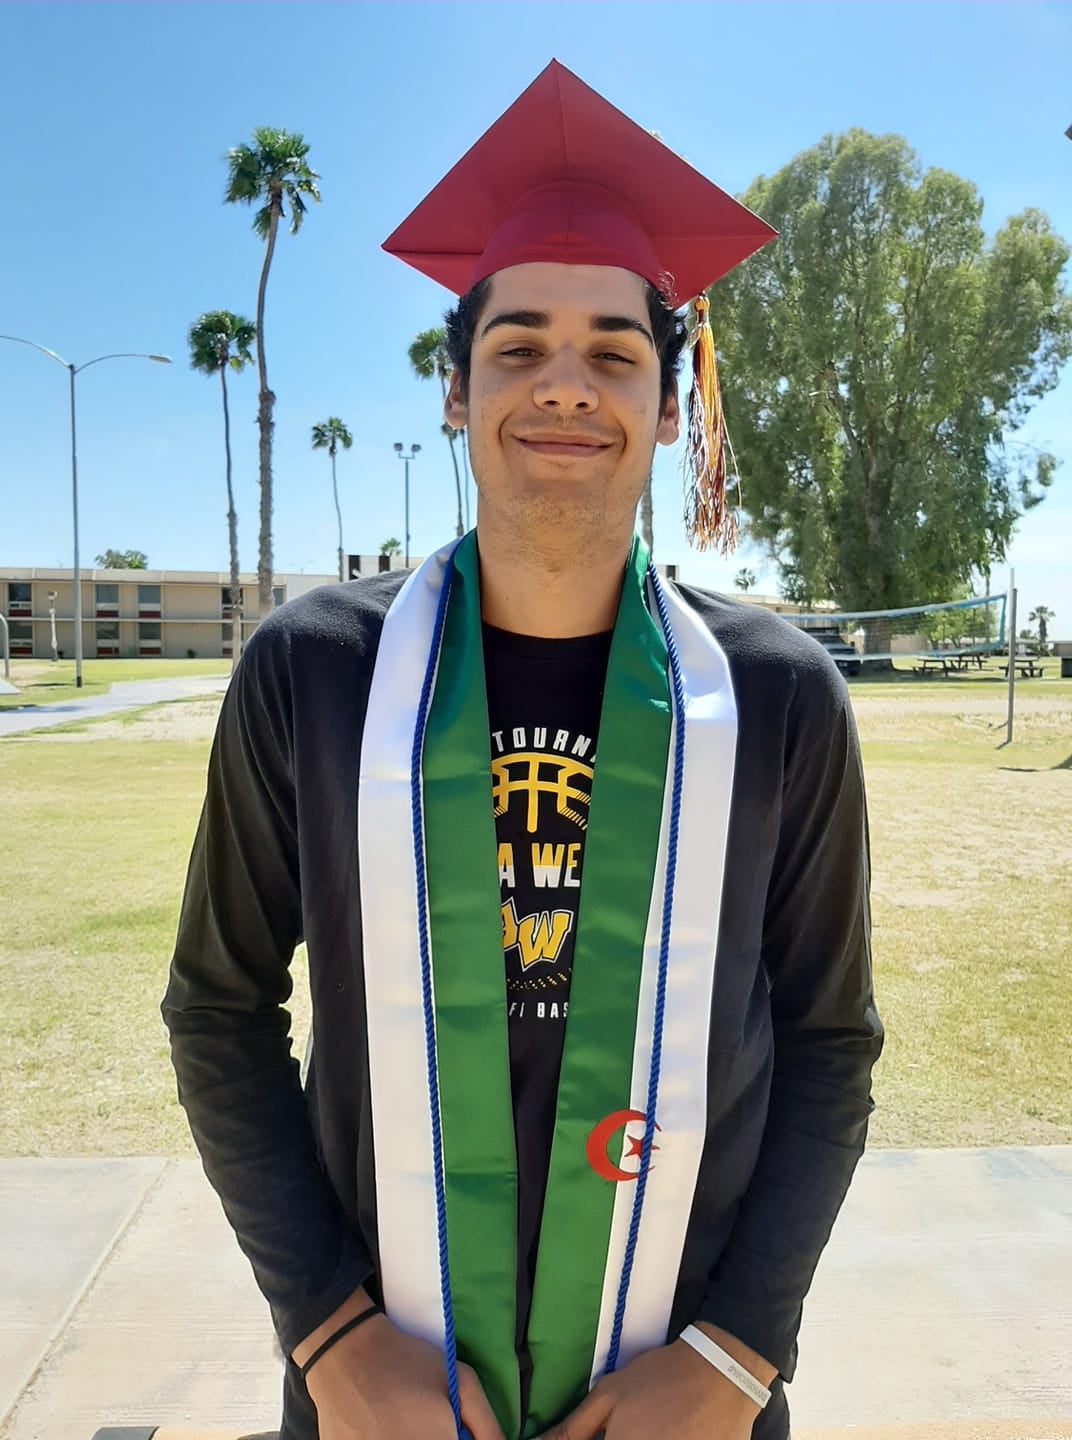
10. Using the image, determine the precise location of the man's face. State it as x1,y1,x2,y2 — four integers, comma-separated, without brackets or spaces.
445,263,680,537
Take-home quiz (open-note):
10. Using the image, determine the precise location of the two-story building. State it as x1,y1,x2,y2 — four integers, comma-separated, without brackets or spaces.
1,554,813,664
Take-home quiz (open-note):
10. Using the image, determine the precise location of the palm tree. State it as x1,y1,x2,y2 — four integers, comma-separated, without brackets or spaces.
188,310,257,668
380,538,402,558
458,426,473,529
1029,605,1056,654
225,128,321,616
311,418,353,582
735,568,757,593
408,327,464,537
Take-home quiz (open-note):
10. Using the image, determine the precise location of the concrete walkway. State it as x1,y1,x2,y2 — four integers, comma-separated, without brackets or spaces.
0,676,230,737
1,1148,1069,1438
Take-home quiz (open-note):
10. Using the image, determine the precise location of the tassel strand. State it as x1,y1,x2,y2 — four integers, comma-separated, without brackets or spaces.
684,295,739,554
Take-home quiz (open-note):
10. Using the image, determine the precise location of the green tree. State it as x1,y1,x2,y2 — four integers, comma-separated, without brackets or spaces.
93,549,148,569
380,538,402,557
712,129,1072,658
311,418,353,582
735,567,757,593
188,310,256,666
1028,604,1056,655
408,327,464,537
225,128,321,616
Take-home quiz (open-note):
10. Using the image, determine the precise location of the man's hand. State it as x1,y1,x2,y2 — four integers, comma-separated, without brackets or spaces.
539,1325,774,1440
293,1288,503,1440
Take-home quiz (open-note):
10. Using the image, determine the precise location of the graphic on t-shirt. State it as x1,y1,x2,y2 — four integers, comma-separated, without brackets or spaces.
490,725,594,1008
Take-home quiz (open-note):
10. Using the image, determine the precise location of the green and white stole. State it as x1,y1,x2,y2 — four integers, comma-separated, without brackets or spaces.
357,532,738,1439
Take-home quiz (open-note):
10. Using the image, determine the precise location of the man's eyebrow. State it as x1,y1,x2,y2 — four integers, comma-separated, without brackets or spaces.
591,315,654,347
480,310,654,347
480,310,550,337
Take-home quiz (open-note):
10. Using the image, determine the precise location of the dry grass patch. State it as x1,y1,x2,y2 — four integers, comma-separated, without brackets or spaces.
854,688,1072,1146
32,696,225,745
0,682,1069,1155
0,734,310,1155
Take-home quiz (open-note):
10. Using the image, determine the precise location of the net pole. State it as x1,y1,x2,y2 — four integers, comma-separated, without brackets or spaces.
1006,569,1017,745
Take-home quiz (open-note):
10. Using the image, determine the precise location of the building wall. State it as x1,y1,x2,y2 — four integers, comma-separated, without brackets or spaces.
0,568,336,662
3,560,823,663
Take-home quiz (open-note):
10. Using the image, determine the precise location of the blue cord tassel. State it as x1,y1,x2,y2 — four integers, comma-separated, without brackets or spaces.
411,556,466,1437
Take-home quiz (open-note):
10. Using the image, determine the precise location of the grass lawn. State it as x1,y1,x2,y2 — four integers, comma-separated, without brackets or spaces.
0,680,1069,1155
857,686,1071,1146
0,657,232,710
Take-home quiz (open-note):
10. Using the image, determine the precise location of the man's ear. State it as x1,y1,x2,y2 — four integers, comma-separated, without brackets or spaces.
445,369,469,430
655,389,681,448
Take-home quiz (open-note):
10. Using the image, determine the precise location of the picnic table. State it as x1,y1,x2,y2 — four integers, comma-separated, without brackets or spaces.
912,652,988,676
1001,657,1047,678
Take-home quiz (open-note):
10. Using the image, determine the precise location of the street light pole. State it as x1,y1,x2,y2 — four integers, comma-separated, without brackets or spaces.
0,337,170,686
393,442,421,567
69,362,83,686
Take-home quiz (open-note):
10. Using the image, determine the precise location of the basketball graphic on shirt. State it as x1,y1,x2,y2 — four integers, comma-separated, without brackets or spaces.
491,727,595,990
491,751,593,833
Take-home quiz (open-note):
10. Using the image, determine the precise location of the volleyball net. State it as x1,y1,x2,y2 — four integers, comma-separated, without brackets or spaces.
779,593,1008,664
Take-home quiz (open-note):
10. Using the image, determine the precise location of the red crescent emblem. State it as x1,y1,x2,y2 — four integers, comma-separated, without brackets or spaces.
586,1108,661,1182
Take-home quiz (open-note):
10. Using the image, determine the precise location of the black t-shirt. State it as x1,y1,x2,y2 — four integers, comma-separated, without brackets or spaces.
481,621,613,1349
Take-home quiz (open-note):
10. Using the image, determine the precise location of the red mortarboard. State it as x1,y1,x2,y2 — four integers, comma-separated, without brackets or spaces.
382,59,775,307
384,60,777,553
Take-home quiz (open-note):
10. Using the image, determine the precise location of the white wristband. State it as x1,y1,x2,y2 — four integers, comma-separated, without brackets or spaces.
678,1324,772,1410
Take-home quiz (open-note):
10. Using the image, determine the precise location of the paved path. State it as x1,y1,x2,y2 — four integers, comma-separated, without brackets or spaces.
1,1148,1069,1438
0,676,230,737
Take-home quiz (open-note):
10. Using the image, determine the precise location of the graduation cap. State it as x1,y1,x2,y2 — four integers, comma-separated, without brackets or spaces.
383,60,777,551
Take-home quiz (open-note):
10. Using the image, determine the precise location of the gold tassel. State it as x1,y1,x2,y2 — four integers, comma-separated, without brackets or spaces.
684,294,739,554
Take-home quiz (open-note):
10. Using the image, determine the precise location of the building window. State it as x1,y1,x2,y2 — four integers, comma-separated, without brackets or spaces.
272,586,286,609
221,585,243,615
137,621,162,655
7,582,32,616
95,583,119,618
95,621,119,657
8,619,33,656
137,583,161,619
221,621,242,657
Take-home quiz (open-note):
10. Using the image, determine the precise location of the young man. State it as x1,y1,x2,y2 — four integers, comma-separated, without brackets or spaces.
163,62,882,1440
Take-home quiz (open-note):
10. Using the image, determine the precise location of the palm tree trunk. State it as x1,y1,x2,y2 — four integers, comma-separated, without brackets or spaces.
255,206,280,619
460,427,472,530
447,433,464,538
220,366,242,671
639,471,654,554
436,373,464,539
331,448,344,582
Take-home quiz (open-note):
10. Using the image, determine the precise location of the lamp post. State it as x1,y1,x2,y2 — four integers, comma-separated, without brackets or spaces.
393,442,421,567
0,336,170,686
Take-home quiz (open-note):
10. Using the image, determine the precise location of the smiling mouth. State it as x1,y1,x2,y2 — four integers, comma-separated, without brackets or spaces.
515,435,611,457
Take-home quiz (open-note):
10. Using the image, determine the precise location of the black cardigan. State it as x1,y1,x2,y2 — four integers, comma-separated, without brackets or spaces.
162,571,882,1440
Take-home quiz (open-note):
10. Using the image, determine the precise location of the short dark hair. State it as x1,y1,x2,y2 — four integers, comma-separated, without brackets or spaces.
444,276,688,412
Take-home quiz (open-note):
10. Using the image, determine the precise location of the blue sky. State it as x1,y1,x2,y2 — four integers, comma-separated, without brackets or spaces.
1,1,1069,631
